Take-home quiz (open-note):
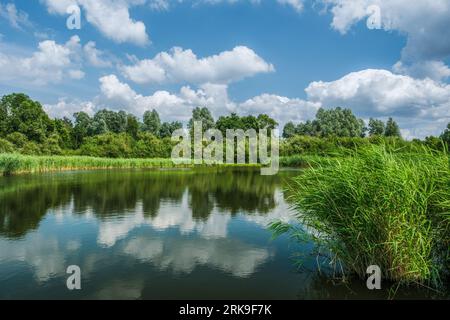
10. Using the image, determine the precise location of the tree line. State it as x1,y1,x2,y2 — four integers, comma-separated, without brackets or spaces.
0,93,449,158
282,107,401,139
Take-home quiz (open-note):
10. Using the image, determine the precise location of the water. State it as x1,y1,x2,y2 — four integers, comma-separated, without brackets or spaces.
0,169,445,299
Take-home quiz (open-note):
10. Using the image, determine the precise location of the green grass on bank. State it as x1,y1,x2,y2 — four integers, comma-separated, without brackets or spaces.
271,145,450,288
0,153,278,175
0,154,190,175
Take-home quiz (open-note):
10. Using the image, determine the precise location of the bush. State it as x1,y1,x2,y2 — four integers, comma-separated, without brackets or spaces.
0,138,15,153
6,132,28,148
79,133,134,158
21,142,42,155
133,132,171,158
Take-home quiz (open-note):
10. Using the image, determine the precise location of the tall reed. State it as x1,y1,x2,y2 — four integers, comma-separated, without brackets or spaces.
0,154,185,175
272,146,450,287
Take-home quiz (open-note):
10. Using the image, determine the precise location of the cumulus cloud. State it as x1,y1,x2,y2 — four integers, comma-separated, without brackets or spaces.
97,74,318,127
46,68,450,139
0,36,83,85
306,68,450,137
319,0,450,80
44,98,97,119
41,0,149,46
121,46,274,85
239,94,320,125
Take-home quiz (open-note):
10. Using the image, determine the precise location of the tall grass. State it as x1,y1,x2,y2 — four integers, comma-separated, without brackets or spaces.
0,153,188,175
271,145,450,288
0,153,265,175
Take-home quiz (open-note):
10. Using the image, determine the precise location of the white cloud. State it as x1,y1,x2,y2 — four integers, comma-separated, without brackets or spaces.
0,36,82,86
306,68,450,138
44,99,97,119
68,69,85,79
239,94,320,124
121,46,274,85
0,3,31,29
277,0,303,12
97,74,318,127
41,0,77,14
319,0,450,80
99,74,189,120
148,0,170,10
393,60,450,82
41,0,149,46
83,41,113,68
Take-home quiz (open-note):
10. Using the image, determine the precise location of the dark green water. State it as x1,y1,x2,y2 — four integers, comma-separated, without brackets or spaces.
0,169,445,299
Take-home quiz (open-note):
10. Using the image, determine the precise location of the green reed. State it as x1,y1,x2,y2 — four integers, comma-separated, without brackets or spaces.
271,145,450,288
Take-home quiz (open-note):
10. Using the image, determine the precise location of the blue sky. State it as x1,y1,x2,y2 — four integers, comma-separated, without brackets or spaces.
0,0,449,138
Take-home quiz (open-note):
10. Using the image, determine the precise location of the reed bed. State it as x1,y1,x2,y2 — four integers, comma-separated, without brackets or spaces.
0,154,188,175
271,146,450,288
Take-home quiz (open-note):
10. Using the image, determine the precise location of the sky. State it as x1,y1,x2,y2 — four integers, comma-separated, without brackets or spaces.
0,0,449,139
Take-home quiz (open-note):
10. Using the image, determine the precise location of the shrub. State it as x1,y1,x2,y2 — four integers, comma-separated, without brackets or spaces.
6,132,28,148
0,138,15,153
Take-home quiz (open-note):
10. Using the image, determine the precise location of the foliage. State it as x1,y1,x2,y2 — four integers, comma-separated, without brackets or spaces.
143,109,161,136
0,93,448,162
385,117,401,137
0,138,15,153
441,123,450,146
368,118,385,136
284,107,365,138
188,107,215,132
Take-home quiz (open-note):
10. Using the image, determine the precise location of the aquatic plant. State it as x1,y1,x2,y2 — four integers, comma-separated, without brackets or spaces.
271,146,450,288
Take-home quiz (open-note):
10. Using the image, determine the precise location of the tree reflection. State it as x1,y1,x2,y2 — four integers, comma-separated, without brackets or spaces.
0,169,294,238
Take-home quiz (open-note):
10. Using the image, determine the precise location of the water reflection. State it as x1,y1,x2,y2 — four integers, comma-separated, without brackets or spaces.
0,169,289,239
0,169,299,299
1,169,443,299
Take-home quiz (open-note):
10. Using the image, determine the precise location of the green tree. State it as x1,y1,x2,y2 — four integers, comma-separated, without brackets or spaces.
73,112,92,148
143,110,161,136
188,107,215,131
93,109,127,134
440,123,450,146
53,117,74,149
368,118,385,136
215,113,243,134
159,121,182,138
241,115,259,131
385,117,401,137
295,108,365,138
296,120,316,136
315,107,364,137
282,122,296,139
257,114,278,132
0,93,52,142
126,114,139,139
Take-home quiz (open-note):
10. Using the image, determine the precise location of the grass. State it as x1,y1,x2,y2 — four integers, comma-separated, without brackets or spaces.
0,153,190,175
0,153,269,176
271,145,450,288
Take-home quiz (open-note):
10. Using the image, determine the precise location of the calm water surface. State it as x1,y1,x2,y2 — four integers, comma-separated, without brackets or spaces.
0,169,445,299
